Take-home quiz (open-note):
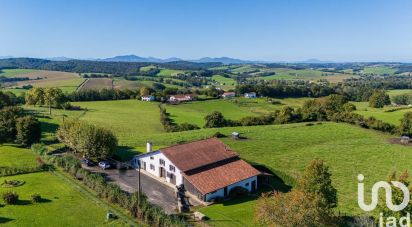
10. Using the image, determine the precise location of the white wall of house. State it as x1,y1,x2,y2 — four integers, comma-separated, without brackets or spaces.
132,151,183,186
204,175,258,201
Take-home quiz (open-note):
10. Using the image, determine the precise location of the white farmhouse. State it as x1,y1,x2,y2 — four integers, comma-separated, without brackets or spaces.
244,92,256,98
222,92,236,99
141,96,155,102
132,138,260,202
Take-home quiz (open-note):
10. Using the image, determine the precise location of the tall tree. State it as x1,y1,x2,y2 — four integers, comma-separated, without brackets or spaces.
368,90,391,108
15,115,41,147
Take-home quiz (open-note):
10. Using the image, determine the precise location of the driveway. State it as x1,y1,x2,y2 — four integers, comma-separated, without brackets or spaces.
83,165,178,214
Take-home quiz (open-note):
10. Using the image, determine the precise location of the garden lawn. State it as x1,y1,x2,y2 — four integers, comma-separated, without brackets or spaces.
0,145,38,168
0,172,128,226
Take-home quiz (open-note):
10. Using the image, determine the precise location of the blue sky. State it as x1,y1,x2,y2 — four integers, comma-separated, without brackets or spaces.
0,0,411,62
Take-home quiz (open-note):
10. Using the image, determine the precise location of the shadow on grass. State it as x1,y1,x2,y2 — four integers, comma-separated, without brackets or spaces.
115,146,139,161
252,164,292,193
40,121,59,135
16,200,32,205
36,198,52,203
0,217,14,224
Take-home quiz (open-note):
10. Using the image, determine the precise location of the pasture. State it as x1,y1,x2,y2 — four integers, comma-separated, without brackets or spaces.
362,66,396,75
166,98,309,127
117,122,412,226
0,69,37,77
1,70,84,93
255,68,356,82
156,69,183,77
353,102,411,125
79,78,113,91
28,100,164,145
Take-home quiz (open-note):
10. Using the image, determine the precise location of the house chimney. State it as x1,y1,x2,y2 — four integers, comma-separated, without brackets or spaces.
146,141,152,153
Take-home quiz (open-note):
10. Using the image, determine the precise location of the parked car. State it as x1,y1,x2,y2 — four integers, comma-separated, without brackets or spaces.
81,158,93,166
98,161,111,169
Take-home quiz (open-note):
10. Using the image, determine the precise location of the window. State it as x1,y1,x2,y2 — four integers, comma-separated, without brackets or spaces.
167,173,174,179
159,159,165,166
150,156,154,160
245,183,249,187
169,165,175,172
150,164,155,170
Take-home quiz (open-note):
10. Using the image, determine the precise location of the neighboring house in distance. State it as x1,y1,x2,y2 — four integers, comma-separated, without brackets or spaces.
169,94,196,103
244,92,257,98
132,138,260,202
141,95,155,102
222,92,236,99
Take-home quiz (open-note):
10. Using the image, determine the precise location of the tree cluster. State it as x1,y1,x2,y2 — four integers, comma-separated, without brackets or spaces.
0,106,41,147
255,159,338,227
56,119,118,159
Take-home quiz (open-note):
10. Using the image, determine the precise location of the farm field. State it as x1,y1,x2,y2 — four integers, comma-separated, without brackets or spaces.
156,68,183,77
166,98,309,127
114,122,412,226
362,66,396,75
387,89,412,97
0,69,37,77
1,69,84,93
113,78,183,90
255,68,356,82
0,88,28,96
27,100,164,145
353,102,411,125
212,75,236,86
79,78,113,91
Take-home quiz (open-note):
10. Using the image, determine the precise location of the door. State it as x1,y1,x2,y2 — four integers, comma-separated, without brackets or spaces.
140,161,146,170
169,173,176,184
251,180,256,191
159,167,166,178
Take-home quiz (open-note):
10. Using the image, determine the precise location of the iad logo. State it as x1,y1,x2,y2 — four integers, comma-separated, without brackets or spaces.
358,174,411,227
357,174,410,212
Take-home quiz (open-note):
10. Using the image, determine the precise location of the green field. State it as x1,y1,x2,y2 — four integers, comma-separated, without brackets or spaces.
166,98,309,127
100,122,412,226
0,172,129,226
156,69,183,77
0,144,133,226
0,69,37,77
254,68,355,82
0,145,38,168
0,88,28,96
387,89,412,97
353,102,411,125
212,75,236,86
362,66,396,75
28,100,164,145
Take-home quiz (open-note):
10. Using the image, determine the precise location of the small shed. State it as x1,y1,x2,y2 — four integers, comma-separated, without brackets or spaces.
231,132,240,139
401,136,410,144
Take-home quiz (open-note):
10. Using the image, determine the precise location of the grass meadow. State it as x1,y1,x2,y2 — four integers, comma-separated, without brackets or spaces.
353,102,412,125
106,122,412,226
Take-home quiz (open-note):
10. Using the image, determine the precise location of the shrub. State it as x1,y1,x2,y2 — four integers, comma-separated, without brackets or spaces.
2,191,19,204
31,193,42,203
31,143,48,155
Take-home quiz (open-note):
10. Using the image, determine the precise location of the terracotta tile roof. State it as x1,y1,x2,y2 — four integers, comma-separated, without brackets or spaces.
183,159,260,194
160,138,238,172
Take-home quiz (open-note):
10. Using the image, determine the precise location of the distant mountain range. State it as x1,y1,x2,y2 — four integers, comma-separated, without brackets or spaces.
97,55,259,64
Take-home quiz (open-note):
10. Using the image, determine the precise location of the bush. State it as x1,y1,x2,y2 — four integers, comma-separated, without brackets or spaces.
31,193,42,203
2,191,19,204
31,143,48,155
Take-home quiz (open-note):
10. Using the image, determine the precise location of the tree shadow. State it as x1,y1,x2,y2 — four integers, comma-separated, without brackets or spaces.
40,121,59,135
16,200,32,205
0,217,14,224
115,146,139,161
36,198,52,203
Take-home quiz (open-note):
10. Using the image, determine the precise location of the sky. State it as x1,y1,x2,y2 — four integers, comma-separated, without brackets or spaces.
0,0,411,62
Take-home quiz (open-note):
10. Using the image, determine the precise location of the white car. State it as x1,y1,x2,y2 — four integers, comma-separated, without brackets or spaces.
98,161,111,169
